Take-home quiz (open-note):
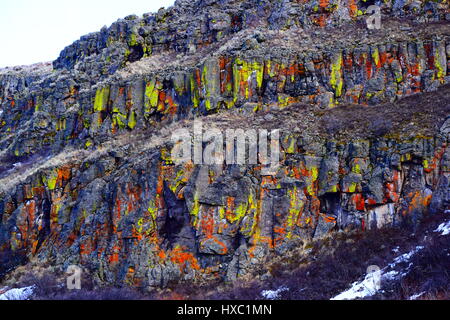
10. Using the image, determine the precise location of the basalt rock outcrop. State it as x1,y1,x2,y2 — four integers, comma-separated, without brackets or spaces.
0,0,449,287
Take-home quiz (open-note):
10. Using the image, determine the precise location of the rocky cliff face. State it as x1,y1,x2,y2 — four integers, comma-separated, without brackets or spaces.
0,0,449,288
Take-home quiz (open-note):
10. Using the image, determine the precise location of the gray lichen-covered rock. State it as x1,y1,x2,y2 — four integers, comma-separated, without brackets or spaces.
0,0,449,288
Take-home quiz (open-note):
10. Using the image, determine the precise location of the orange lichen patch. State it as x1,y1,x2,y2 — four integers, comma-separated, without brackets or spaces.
385,181,400,203
66,232,77,246
158,91,166,112
351,193,365,211
423,193,433,207
125,184,141,213
380,51,388,66
114,183,143,222
219,56,233,94
273,226,286,247
343,52,354,70
400,190,433,217
158,249,166,260
225,196,236,222
31,240,39,255
367,197,378,206
321,214,337,224
131,225,143,241
299,163,319,196
348,0,357,18
292,167,301,179
58,165,72,182
195,69,202,89
212,237,229,255
314,15,327,27
25,200,36,224
167,95,178,115
200,206,215,238
80,239,94,257
319,0,329,8
32,186,46,197
115,198,122,222
126,88,134,111
49,196,63,231
170,246,200,271
108,245,121,264
261,176,279,188
156,171,164,196
310,196,321,218
424,145,447,173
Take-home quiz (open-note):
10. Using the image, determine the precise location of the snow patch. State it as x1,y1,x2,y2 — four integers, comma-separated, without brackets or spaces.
434,221,450,236
331,269,383,300
389,246,424,267
409,291,426,300
331,246,424,300
261,286,289,300
0,286,34,300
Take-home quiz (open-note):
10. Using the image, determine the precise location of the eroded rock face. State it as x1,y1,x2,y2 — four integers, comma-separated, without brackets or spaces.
0,0,449,287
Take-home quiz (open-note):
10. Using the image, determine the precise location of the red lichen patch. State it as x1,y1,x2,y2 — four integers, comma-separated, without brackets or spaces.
385,182,400,203
225,196,236,222
200,206,216,238
351,193,366,211
424,42,435,70
343,52,354,71
365,55,373,79
195,69,202,89
80,239,94,259
108,244,121,264
219,56,233,94
32,186,46,197
367,197,378,206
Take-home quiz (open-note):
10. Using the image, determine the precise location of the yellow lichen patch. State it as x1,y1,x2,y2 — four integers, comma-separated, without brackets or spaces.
302,164,319,196
286,187,305,239
190,193,200,226
160,148,174,165
240,193,259,237
372,48,381,69
190,75,200,108
169,169,189,195
352,163,361,174
232,57,251,102
127,111,137,129
435,48,445,81
330,53,344,97
112,113,127,130
93,87,110,112
45,170,59,190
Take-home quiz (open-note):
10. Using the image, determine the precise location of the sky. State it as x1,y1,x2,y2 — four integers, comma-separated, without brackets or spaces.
0,0,175,68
